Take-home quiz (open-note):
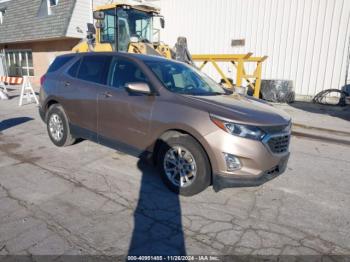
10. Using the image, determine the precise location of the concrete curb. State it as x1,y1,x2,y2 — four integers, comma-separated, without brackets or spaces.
292,130,350,146
292,123,350,137
292,123,350,145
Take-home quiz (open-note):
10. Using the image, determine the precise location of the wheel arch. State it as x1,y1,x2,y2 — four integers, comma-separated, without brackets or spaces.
46,99,59,110
152,128,214,184
43,99,60,121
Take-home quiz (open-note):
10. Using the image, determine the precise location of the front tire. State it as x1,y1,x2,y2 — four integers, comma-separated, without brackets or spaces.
46,104,75,147
157,134,211,196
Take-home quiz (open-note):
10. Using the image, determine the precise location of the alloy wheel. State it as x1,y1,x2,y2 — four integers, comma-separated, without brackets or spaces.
48,113,64,141
163,145,197,188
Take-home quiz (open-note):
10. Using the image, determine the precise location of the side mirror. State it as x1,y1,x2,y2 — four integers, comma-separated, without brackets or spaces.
160,17,165,29
95,20,105,29
93,11,105,20
126,82,152,95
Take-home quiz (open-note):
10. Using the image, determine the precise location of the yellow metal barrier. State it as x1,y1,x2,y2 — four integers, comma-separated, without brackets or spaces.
192,53,268,98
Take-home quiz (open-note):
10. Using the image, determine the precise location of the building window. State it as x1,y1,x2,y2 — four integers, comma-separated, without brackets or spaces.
0,9,6,25
5,50,34,77
49,0,58,6
38,0,58,17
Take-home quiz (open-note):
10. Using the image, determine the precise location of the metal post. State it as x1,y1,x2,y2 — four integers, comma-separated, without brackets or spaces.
254,62,262,98
236,59,243,87
114,7,118,51
192,53,267,98
211,60,233,88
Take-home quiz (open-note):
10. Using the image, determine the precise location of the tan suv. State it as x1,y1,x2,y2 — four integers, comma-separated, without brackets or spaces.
39,52,291,196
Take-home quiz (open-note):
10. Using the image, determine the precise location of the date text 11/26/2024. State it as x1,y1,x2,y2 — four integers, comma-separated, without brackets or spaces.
127,255,220,261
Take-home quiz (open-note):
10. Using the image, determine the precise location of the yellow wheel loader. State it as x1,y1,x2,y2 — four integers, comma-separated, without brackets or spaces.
72,1,267,97
72,1,193,64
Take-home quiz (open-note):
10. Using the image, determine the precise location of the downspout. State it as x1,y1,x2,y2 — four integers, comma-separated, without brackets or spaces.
345,35,350,86
345,8,350,86
0,48,8,77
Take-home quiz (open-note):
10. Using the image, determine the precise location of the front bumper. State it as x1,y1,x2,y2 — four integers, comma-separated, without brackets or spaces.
212,153,289,191
201,128,290,192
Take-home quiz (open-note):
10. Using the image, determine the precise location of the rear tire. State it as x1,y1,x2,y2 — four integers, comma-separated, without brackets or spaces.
46,104,75,147
157,134,211,196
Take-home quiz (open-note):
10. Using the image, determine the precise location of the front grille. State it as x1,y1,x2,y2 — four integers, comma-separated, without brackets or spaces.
266,134,290,154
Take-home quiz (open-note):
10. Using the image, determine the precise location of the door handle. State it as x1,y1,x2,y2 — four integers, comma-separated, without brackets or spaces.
64,81,70,87
103,91,112,98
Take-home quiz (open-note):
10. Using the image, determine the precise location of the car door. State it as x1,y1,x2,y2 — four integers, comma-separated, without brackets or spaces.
97,56,156,151
60,55,111,139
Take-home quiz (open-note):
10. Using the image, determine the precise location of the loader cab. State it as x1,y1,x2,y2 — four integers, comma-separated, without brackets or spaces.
94,5,163,52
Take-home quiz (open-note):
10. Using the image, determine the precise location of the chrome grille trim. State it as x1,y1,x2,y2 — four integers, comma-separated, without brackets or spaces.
262,132,291,155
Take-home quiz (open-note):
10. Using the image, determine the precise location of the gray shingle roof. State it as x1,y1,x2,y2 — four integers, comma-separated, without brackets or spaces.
0,0,77,44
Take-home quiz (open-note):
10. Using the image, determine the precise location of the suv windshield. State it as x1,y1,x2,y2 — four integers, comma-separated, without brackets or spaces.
145,60,227,96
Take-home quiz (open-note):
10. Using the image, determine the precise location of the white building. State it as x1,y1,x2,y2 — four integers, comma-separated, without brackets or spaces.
3,0,347,97
159,0,350,99
56,0,350,98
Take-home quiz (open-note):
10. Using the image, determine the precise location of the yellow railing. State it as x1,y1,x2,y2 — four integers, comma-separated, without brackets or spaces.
192,53,268,98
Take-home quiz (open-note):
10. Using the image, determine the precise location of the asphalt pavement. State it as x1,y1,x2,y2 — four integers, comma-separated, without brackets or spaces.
0,89,350,258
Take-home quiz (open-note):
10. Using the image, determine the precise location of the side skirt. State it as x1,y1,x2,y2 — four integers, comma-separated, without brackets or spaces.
69,123,150,159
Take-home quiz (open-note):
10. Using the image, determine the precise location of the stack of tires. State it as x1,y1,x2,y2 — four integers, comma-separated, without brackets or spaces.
260,80,295,103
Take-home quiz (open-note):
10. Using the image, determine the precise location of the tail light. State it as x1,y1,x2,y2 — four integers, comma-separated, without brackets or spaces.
40,75,46,86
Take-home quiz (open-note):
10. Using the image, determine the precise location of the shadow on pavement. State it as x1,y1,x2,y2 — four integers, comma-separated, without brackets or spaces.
8,94,20,99
288,101,350,122
128,155,186,255
0,117,34,132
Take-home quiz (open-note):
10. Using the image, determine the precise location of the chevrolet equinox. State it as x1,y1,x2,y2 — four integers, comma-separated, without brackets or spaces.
39,53,291,196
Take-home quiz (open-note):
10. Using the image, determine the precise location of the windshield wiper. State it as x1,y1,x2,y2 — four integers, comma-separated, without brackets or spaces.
186,92,225,96
211,92,226,95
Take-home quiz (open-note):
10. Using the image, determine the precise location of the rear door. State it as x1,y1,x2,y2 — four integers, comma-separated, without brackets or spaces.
60,55,111,138
97,56,156,151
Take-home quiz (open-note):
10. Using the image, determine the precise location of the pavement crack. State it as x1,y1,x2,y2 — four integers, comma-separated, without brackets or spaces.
0,244,6,252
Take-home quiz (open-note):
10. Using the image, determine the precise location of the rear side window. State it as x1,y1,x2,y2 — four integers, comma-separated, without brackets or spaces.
67,59,81,78
77,55,112,85
48,56,74,73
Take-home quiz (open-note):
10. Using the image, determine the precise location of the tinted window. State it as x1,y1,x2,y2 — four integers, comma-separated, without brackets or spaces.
67,59,81,78
48,56,74,73
77,55,112,84
109,58,148,88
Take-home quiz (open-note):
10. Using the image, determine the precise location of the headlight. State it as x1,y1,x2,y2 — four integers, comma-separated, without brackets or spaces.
210,114,266,140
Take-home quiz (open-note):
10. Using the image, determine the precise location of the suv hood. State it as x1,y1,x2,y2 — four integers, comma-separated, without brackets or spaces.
184,94,291,126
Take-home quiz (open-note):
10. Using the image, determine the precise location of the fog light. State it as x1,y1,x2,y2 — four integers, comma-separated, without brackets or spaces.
223,153,241,171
